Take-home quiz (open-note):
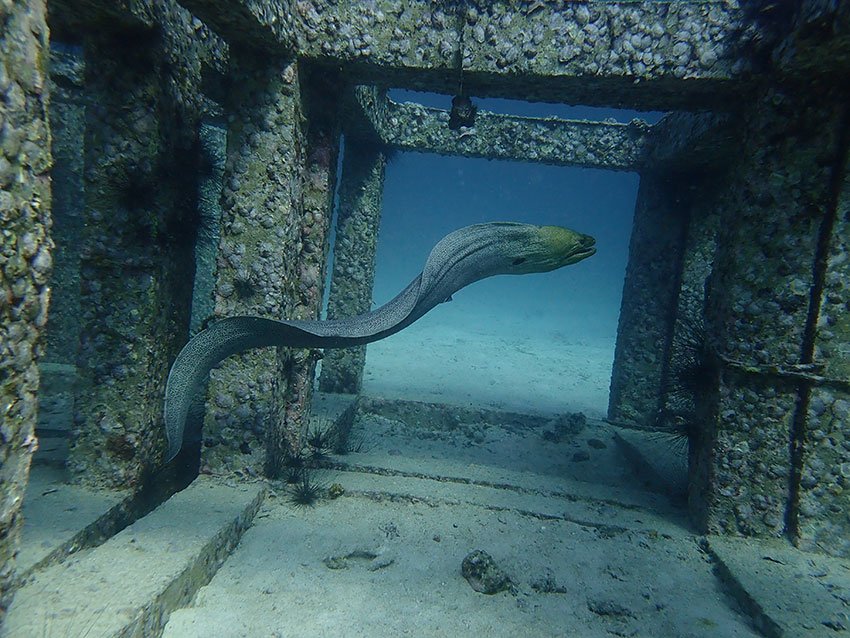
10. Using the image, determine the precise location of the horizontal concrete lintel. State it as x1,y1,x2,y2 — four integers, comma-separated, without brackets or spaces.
348,88,650,171
345,86,734,171
345,65,749,112
177,0,295,50
346,88,748,173
178,0,756,111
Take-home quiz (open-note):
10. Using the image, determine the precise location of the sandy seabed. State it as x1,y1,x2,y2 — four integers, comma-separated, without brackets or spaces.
162,319,758,638
361,316,614,419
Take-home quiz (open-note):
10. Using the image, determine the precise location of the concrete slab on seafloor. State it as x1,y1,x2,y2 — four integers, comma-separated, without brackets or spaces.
706,535,850,638
16,466,128,577
5,476,264,638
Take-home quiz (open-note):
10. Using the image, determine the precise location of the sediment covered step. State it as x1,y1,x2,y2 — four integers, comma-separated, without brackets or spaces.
4,477,264,638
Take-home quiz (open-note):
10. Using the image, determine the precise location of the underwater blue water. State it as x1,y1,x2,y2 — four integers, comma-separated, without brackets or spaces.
373,91,662,345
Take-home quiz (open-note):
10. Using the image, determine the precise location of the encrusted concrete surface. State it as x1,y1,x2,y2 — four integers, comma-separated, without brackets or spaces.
608,173,688,428
70,33,196,489
699,86,849,543
33,362,75,465
318,144,386,395
34,45,85,468
706,535,850,638
796,160,850,555
49,1,228,491
202,55,308,474
660,204,719,424
772,1,850,75
798,387,850,556
15,466,127,578
268,95,339,477
353,87,650,171
0,0,52,619
659,201,721,513
4,476,265,638
43,43,84,367
189,121,227,336
645,111,736,174
182,0,754,109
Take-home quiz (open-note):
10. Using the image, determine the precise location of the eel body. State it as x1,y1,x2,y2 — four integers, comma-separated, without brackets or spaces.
164,221,596,461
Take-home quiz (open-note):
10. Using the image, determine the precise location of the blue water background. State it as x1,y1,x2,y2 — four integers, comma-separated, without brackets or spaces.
372,91,662,348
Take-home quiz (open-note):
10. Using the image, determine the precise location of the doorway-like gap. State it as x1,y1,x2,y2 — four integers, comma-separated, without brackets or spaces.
353,91,663,419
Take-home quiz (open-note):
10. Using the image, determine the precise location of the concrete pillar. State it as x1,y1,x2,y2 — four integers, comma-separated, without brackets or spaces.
70,32,195,488
608,174,688,428
0,0,51,617
202,55,308,474
35,44,86,466
659,205,720,427
318,144,386,394
268,123,339,477
654,194,722,499
189,120,227,336
795,125,850,556
695,87,847,542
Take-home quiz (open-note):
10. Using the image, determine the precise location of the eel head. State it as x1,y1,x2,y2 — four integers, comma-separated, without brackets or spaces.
506,224,597,274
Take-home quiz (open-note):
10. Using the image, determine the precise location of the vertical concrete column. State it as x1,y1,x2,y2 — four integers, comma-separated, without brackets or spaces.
35,44,86,466
695,88,846,540
795,117,850,556
71,33,195,488
660,206,719,420
318,144,386,394
189,120,226,336
268,126,339,477
608,174,688,428
0,0,51,617
202,55,306,474
655,196,721,485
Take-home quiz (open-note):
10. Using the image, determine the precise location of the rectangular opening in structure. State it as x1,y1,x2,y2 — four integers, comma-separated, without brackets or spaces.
359,90,663,419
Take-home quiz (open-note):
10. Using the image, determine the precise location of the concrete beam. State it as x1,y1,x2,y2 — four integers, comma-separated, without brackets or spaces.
177,0,755,110
175,0,295,50
350,88,650,171
5,477,265,637
346,89,743,175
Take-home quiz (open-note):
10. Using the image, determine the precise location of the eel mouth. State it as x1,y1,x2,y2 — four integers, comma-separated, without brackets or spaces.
573,234,597,260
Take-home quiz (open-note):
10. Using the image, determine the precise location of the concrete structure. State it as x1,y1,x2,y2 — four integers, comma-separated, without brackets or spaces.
1,0,849,625
318,143,386,395
0,0,52,615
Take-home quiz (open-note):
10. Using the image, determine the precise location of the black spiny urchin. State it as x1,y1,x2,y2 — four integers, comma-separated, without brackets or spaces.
284,464,304,485
289,470,325,508
306,420,334,463
271,448,306,483
656,314,717,451
670,315,717,397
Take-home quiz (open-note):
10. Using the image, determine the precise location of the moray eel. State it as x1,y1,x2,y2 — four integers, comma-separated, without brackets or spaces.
164,221,596,461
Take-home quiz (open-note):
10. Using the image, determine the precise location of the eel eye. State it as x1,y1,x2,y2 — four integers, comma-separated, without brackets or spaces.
512,257,526,266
